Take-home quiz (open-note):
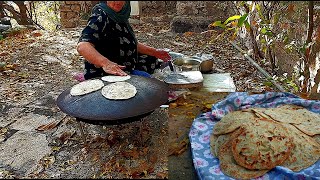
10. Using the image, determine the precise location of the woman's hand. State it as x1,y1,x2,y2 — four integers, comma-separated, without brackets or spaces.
102,62,127,76
154,49,171,62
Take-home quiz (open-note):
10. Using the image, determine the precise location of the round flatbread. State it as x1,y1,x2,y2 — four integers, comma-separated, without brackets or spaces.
213,133,230,157
282,124,320,172
70,79,104,96
257,105,307,124
291,109,320,136
101,82,137,100
218,129,269,180
213,110,257,135
231,119,294,170
209,134,219,157
101,75,131,82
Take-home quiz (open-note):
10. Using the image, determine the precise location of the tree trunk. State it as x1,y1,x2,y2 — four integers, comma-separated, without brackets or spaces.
302,1,314,93
3,3,21,23
243,3,264,60
309,26,320,97
0,1,4,18
14,1,31,25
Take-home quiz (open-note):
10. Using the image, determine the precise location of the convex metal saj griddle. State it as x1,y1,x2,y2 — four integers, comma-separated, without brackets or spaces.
56,75,170,122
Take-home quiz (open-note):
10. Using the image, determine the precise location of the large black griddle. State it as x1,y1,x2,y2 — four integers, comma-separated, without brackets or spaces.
56,75,169,123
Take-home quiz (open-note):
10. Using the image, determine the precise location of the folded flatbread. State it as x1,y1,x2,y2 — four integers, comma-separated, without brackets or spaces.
70,79,104,96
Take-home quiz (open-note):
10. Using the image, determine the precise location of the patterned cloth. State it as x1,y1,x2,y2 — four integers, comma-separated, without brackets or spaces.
79,2,159,80
189,92,320,180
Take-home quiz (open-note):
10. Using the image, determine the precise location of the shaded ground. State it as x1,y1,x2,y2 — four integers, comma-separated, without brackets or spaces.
0,18,277,179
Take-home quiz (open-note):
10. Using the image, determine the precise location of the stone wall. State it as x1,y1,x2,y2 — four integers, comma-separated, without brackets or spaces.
59,1,235,31
171,1,236,33
140,1,176,16
60,1,96,28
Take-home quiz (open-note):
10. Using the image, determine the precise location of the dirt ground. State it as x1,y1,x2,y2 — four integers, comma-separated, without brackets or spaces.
0,18,277,179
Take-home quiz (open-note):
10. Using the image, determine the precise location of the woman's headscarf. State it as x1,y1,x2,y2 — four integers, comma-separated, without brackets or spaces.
98,1,136,42
99,1,131,23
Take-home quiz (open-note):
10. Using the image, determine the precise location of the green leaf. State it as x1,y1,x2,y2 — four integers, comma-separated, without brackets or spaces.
210,21,226,29
261,28,273,36
266,31,273,36
224,15,241,25
227,27,236,31
263,81,273,87
238,13,248,27
261,28,267,34
244,21,251,29
256,4,261,12
260,38,267,44
0,34,3,40
283,36,289,44
273,13,280,24
299,46,306,54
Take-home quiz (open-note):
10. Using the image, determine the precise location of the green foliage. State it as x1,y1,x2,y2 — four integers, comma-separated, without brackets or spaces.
209,1,313,93
224,15,241,25
278,74,299,92
238,13,248,27
32,1,60,31
263,81,273,87
209,12,250,41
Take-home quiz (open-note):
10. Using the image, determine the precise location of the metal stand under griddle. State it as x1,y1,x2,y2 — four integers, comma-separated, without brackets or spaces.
74,111,155,147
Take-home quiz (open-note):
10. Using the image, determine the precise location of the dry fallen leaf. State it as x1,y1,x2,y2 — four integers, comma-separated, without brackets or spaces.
156,172,168,179
36,121,59,131
169,103,177,108
32,32,42,37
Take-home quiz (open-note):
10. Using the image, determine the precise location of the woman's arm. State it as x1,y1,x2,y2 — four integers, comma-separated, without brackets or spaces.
77,42,127,76
77,42,110,67
137,42,171,62
137,42,157,56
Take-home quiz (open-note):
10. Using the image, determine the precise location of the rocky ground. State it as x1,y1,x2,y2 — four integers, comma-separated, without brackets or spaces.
0,18,278,179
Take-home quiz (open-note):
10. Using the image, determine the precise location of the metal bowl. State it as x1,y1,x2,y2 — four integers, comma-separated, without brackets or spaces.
172,57,201,71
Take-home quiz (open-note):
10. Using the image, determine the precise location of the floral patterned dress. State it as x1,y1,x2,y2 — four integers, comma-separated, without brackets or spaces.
79,3,159,80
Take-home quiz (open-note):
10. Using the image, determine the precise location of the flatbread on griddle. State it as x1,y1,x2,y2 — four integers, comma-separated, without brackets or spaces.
218,129,268,180
70,79,104,96
231,119,294,170
101,75,131,82
101,82,137,100
282,124,320,172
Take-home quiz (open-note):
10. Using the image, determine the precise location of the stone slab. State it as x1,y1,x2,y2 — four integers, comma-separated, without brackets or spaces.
0,106,24,127
0,131,51,176
9,113,57,132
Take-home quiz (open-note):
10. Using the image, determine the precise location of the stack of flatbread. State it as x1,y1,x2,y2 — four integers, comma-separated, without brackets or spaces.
69,75,137,100
210,104,320,179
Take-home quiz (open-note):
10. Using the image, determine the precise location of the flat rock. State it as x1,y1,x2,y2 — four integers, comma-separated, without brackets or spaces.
0,104,24,127
170,16,213,33
9,113,57,131
0,131,51,176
